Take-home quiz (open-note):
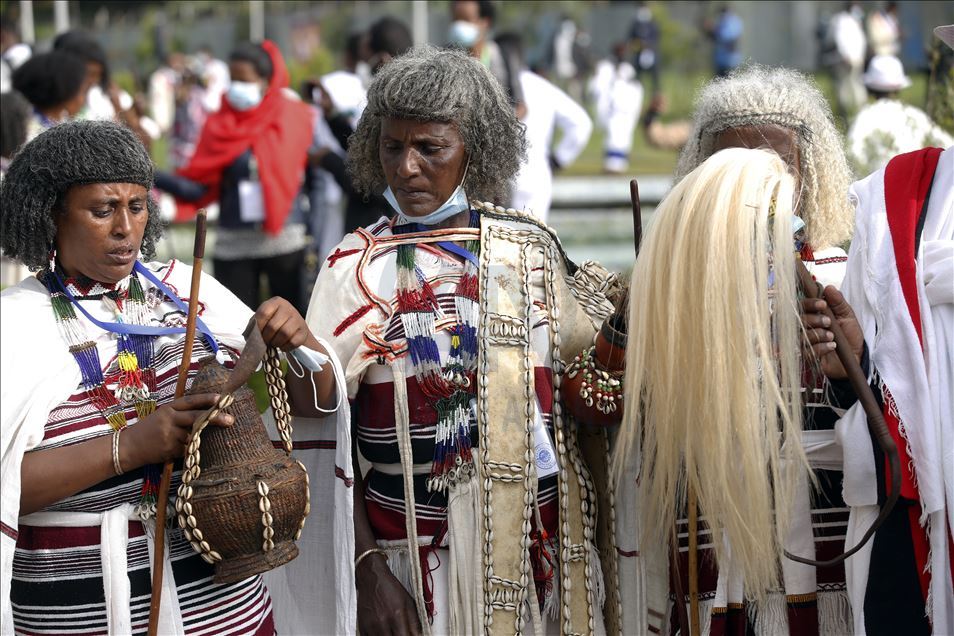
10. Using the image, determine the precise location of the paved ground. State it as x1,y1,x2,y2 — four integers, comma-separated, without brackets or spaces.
549,174,668,274
549,206,652,275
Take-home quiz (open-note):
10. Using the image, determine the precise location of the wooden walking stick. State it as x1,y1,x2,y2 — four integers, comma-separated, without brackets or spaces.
631,178,703,634
670,525,692,636
630,179,696,635
785,261,901,567
630,179,700,635
629,179,643,256
148,209,208,636
686,488,701,636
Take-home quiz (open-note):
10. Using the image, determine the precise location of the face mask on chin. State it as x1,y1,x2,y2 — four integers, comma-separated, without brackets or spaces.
227,81,263,111
448,20,481,49
384,159,471,225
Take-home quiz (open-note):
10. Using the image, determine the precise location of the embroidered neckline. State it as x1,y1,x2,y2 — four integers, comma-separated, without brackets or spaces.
57,271,131,300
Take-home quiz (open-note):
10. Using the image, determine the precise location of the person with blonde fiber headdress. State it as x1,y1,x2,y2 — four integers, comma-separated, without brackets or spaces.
624,65,859,636
675,66,854,260
614,147,809,635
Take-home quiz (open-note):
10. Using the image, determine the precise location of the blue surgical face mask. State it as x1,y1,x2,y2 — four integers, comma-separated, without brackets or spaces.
384,160,470,225
227,81,263,111
448,20,481,49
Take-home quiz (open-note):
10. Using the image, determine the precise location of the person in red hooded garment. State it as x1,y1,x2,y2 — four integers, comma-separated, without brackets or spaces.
156,41,315,313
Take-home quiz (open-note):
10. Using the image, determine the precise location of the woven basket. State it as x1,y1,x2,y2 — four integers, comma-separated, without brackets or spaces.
178,342,308,584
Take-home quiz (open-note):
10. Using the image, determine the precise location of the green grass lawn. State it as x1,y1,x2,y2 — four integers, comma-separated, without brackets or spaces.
564,124,680,177
557,69,934,177
562,70,708,177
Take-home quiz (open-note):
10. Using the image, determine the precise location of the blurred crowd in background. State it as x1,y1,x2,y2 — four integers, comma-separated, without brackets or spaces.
1,0,952,309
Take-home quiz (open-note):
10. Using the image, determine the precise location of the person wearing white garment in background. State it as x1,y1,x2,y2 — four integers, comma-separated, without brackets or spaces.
196,45,230,114
847,54,953,175
866,2,901,57
0,17,31,94
319,33,368,130
496,32,592,224
148,52,186,137
823,1,868,125
53,31,133,122
804,24,954,635
588,41,643,174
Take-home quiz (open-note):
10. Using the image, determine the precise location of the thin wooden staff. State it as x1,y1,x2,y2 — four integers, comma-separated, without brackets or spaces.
686,487,700,636
670,525,692,636
148,209,208,636
612,178,640,326
629,179,643,256
631,179,698,635
630,179,700,634
785,261,900,567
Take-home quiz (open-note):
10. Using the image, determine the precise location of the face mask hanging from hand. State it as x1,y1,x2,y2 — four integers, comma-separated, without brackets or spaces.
383,159,471,226
448,20,481,49
227,81,264,111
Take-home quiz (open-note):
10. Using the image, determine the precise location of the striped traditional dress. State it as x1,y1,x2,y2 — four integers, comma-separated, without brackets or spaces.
307,209,625,634
324,218,563,631
355,224,560,544
664,248,853,636
9,264,274,635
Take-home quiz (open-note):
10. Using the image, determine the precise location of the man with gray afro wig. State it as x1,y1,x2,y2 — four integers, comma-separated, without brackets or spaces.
347,44,527,203
676,65,854,253
1,119,163,271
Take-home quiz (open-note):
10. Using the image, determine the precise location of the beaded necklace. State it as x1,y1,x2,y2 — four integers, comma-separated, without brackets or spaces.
393,211,480,493
40,263,163,517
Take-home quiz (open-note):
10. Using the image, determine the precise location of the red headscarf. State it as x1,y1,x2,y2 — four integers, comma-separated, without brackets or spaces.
174,40,314,236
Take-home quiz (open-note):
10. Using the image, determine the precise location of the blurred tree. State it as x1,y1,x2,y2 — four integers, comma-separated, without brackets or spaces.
927,39,954,133
287,47,334,91
652,2,697,73
132,8,159,75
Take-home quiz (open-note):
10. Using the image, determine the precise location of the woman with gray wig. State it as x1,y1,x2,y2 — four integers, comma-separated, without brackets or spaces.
306,45,625,635
0,120,341,634
346,43,524,205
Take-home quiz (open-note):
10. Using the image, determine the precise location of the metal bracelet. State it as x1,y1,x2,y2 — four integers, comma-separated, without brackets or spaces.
112,428,125,476
354,547,388,570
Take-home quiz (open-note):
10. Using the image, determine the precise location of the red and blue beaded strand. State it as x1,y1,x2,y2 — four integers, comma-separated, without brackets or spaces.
393,214,480,493
41,268,163,516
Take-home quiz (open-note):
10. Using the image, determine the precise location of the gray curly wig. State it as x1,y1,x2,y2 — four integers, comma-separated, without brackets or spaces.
675,66,854,249
347,45,527,203
0,120,162,271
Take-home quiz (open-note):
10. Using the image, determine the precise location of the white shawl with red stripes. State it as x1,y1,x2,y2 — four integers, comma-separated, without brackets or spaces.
837,146,953,633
